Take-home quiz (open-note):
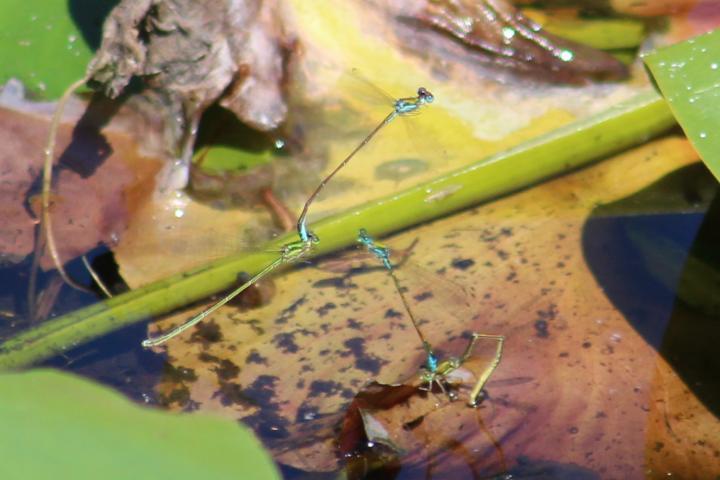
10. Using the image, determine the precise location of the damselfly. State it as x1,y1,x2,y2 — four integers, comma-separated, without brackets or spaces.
357,228,504,407
296,84,434,243
143,80,433,347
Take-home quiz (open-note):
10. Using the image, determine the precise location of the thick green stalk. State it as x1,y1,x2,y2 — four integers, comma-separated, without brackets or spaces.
0,89,674,369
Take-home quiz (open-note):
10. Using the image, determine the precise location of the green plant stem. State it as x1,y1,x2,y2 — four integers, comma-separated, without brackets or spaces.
0,89,674,369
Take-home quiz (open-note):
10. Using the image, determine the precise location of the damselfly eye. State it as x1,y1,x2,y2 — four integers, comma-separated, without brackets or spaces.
417,87,434,103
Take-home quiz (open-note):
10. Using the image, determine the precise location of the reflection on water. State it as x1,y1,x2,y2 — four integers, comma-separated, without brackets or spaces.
374,158,429,183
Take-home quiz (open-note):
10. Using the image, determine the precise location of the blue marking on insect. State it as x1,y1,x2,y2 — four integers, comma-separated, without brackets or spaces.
298,222,319,244
356,228,505,407
425,350,439,373
296,83,433,248
358,228,392,270
394,87,434,115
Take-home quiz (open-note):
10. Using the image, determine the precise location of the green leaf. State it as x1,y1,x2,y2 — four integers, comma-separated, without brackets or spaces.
0,0,115,98
0,369,280,480
193,105,275,174
644,28,720,181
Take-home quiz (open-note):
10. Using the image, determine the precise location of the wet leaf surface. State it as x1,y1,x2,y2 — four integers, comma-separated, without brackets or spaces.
88,0,629,126
79,0,642,192
105,8,714,473
114,0,654,287
3,1,718,477
129,135,720,476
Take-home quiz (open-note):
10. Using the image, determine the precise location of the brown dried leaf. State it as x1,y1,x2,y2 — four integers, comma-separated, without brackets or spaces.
342,383,511,477
338,349,505,464
88,0,291,132
81,0,632,193
381,0,627,84
137,136,719,476
87,0,625,132
338,381,418,456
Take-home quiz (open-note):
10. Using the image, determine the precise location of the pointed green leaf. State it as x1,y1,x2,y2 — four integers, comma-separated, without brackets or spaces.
645,28,720,181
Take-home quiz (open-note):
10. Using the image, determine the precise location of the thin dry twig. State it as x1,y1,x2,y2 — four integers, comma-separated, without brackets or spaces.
38,76,92,293
81,255,113,298
260,187,296,232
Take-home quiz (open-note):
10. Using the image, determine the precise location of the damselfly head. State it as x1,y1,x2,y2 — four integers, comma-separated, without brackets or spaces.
417,87,434,104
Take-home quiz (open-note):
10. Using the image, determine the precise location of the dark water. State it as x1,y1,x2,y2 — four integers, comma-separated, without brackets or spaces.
0,246,164,404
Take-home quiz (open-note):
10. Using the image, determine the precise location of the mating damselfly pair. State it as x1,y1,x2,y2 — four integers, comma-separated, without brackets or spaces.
143,79,433,347
143,76,503,406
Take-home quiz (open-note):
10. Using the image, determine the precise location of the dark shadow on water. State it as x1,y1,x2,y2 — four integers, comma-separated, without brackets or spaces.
67,0,119,51
0,246,163,405
57,92,123,177
43,320,165,405
41,247,164,404
583,162,720,417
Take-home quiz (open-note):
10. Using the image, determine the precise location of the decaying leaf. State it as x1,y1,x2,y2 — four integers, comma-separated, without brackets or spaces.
0,80,164,268
88,0,292,132
383,0,628,84
132,135,719,476
113,0,651,287
341,385,511,478
85,0,294,189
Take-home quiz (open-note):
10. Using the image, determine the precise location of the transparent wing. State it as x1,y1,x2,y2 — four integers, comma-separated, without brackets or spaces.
391,262,479,339
346,68,398,107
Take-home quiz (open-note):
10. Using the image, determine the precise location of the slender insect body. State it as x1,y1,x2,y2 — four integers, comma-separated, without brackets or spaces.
296,85,435,243
281,237,317,262
357,229,504,408
144,82,432,347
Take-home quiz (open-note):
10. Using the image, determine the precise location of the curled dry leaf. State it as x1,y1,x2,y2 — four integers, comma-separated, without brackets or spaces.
142,136,719,476
88,0,292,132
87,0,628,119
0,80,164,268
86,0,293,188
340,387,511,478
380,0,628,84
